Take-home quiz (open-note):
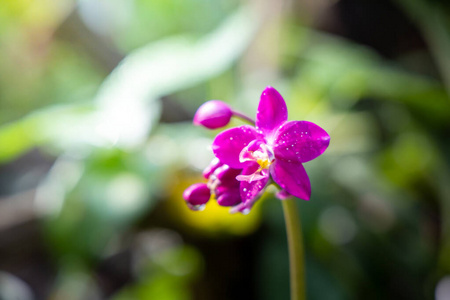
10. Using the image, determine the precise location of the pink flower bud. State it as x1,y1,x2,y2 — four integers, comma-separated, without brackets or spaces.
183,183,211,210
193,100,233,129
202,158,223,179
215,165,241,185
215,186,241,206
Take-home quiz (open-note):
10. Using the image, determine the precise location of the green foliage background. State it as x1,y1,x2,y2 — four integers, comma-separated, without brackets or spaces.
0,0,449,299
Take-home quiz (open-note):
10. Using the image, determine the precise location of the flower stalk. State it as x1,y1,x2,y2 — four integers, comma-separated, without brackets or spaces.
282,198,306,300
231,110,255,125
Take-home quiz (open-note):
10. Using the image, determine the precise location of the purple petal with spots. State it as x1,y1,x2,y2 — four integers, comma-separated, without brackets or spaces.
273,121,330,163
240,164,269,204
271,160,311,200
256,86,288,137
212,125,262,169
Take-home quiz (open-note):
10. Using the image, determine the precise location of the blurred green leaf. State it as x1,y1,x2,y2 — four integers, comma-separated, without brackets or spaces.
38,149,158,260
0,104,95,163
0,6,258,162
297,31,450,123
113,245,201,300
93,5,257,147
0,117,37,162
49,259,100,300
116,0,240,50
395,0,450,92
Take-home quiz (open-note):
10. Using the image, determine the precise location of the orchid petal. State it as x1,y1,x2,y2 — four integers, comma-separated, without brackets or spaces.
230,202,252,214
255,86,288,137
236,172,268,182
240,164,269,204
202,157,222,179
275,189,292,200
273,121,330,163
271,160,311,200
238,139,264,164
212,125,261,168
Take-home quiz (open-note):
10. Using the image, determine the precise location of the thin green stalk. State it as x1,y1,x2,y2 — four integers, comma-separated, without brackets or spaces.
282,198,306,300
232,110,255,125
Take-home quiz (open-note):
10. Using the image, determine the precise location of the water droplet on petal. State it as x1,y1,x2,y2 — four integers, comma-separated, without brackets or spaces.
242,208,251,215
230,137,233,140
187,203,206,211
243,188,247,192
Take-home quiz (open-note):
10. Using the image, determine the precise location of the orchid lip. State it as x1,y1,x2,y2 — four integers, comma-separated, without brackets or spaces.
237,140,274,183
236,172,267,182
239,140,274,165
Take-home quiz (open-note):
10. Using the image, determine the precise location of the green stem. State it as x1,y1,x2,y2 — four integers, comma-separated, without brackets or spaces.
282,198,306,300
232,110,255,125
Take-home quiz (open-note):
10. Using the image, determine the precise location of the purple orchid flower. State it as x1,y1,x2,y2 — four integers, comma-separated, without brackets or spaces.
183,86,329,214
211,86,330,212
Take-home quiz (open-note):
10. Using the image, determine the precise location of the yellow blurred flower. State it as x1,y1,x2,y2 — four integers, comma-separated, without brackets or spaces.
168,174,262,236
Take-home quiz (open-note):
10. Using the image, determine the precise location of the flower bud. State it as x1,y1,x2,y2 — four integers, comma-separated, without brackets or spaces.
183,183,211,210
193,100,232,129
215,165,241,185
216,187,241,206
202,158,223,179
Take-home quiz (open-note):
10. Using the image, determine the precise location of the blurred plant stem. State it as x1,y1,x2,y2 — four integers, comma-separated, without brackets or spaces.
282,198,306,300
231,110,255,125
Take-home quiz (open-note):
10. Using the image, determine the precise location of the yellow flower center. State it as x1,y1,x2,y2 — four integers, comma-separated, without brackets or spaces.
256,158,271,170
